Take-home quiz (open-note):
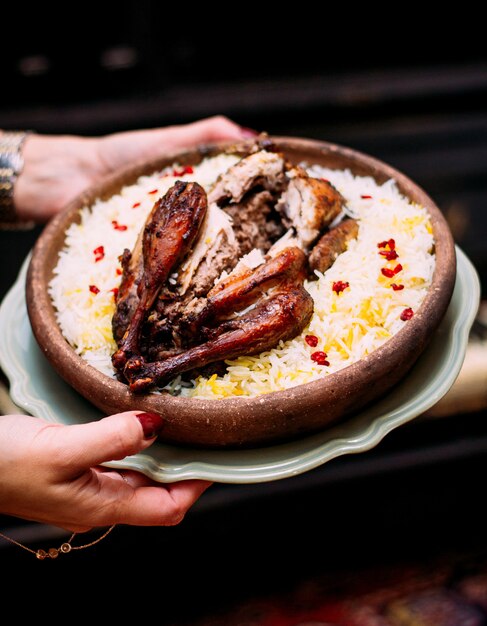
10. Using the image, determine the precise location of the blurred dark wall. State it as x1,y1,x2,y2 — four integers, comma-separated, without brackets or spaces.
2,6,487,301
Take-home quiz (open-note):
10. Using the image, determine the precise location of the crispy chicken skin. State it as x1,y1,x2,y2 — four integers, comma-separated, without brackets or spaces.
131,153,289,358
182,246,308,339
111,145,358,392
123,246,312,392
112,181,208,371
275,166,345,249
112,227,144,345
202,247,307,321
124,283,314,392
308,218,359,274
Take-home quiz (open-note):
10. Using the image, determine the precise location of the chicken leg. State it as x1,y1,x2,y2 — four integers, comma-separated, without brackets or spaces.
112,181,208,371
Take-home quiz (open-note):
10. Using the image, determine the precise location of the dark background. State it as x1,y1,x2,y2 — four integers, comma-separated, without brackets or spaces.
1,6,487,620
2,8,487,299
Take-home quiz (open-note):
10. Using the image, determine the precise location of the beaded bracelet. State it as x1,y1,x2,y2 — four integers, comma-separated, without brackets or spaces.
0,130,34,230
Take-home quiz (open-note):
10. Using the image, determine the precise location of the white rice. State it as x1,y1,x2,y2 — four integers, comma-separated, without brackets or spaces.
49,154,435,398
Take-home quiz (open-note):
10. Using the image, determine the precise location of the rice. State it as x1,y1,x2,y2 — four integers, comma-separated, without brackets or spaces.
49,154,435,398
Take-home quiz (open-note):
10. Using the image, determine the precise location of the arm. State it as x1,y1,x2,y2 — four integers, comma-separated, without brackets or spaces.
1,115,254,534
12,115,255,223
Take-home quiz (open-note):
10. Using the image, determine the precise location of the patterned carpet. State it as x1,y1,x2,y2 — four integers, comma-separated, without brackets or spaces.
186,550,487,626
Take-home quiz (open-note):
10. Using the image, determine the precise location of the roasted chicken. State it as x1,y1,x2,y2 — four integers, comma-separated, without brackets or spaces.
123,247,313,392
111,146,357,393
275,165,344,250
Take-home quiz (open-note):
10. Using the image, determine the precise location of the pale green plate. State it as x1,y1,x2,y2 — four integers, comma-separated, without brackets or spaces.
0,247,480,483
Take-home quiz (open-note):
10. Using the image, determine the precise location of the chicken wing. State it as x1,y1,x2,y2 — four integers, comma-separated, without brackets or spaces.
308,218,359,274
124,284,314,393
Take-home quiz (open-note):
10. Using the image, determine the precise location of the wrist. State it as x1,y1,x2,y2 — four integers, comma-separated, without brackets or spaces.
0,130,35,230
13,134,101,223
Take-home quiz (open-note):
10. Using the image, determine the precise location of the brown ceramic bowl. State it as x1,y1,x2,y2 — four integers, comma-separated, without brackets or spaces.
26,137,456,448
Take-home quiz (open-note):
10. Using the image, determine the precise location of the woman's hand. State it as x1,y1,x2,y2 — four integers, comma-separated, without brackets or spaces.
2,115,251,532
14,115,255,223
0,411,211,532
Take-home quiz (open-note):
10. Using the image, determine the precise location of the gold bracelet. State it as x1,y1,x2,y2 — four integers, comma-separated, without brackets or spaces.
0,525,116,560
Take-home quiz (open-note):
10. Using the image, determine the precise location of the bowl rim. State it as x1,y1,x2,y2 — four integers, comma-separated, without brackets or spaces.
25,136,457,446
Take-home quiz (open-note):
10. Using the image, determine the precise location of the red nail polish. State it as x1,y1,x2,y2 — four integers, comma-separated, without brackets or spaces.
136,412,164,438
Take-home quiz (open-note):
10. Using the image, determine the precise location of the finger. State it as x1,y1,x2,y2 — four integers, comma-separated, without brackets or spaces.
87,469,212,527
167,115,258,144
114,469,212,495
150,115,257,150
45,411,164,476
110,479,213,526
37,473,211,530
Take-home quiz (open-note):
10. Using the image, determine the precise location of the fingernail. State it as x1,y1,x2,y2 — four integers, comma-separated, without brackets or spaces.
136,412,164,439
240,126,259,138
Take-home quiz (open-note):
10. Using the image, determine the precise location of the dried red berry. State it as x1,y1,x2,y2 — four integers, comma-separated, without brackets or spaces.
305,334,319,347
391,283,404,291
112,220,128,231
89,285,100,295
172,165,194,176
400,307,414,321
381,263,402,278
361,194,372,199
132,202,141,208
311,351,330,366
379,249,399,261
332,280,350,294
93,245,104,262
378,238,395,249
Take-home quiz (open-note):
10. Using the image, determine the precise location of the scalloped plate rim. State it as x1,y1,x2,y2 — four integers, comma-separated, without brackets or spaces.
0,246,480,483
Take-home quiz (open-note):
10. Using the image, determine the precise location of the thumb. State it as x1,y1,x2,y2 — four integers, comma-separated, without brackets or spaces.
52,411,164,473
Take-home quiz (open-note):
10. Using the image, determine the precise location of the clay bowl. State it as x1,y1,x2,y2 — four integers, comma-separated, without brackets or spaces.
26,137,456,448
